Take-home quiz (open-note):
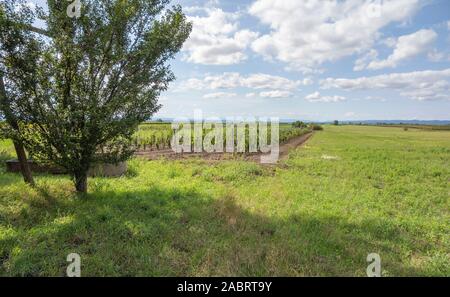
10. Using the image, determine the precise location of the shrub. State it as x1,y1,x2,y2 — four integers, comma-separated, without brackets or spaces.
311,125,324,131
292,121,307,129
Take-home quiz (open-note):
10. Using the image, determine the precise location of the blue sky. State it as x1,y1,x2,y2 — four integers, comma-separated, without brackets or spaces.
30,0,450,121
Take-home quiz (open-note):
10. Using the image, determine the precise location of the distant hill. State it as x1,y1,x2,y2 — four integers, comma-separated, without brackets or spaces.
148,118,450,126
339,120,450,126
280,119,450,126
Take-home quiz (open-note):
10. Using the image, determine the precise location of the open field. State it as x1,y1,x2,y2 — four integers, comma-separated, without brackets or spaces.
0,126,449,276
377,125,450,131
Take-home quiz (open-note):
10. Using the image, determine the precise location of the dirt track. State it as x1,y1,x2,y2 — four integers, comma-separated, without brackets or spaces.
134,132,314,164
278,132,314,160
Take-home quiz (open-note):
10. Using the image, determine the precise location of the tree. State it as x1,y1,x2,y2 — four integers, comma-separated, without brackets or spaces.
0,0,191,193
1,77,35,186
0,1,37,186
292,121,307,129
334,120,339,126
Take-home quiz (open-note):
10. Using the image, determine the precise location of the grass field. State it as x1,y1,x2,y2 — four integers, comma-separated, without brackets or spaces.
378,124,450,131
0,126,448,276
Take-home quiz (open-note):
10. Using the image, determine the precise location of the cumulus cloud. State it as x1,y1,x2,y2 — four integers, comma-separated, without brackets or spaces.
365,96,387,102
182,8,259,65
181,73,310,91
249,0,421,71
364,29,437,70
305,92,346,103
321,69,450,101
203,92,237,99
381,37,398,48
428,49,450,62
354,49,379,71
259,90,293,98
302,78,314,86
244,73,309,90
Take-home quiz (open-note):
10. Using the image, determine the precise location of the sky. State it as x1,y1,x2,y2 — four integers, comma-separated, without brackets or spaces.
29,0,450,121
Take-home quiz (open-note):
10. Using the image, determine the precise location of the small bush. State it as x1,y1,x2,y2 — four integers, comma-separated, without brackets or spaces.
311,125,324,131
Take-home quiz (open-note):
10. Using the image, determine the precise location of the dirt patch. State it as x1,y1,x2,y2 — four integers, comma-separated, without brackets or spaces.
134,132,314,164
279,132,314,160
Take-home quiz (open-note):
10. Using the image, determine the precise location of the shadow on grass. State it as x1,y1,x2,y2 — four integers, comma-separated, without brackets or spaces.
0,183,439,277
0,150,19,187
0,173,20,187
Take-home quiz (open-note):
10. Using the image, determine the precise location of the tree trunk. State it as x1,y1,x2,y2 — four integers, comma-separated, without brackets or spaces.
74,172,88,193
0,73,35,186
13,141,35,186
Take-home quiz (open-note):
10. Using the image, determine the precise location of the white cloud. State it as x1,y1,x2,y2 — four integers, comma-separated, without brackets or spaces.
245,92,257,98
365,96,387,102
321,69,450,101
243,73,307,90
305,92,346,103
345,112,356,117
381,37,397,48
180,73,240,91
302,78,314,86
285,66,325,75
365,29,437,70
182,8,259,65
447,21,450,31
203,92,237,99
181,72,309,91
184,0,220,14
354,49,378,71
259,90,293,98
249,0,421,71
428,49,450,62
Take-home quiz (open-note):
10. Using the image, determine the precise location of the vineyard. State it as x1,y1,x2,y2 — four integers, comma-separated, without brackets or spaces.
132,122,312,151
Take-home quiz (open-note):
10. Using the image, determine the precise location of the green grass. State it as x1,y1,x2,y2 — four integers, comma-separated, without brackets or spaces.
378,124,450,131
0,139,14,157
0,126,448,276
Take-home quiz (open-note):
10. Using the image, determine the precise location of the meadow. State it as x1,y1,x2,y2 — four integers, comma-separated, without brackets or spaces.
379,124,450,131
0,125,448,276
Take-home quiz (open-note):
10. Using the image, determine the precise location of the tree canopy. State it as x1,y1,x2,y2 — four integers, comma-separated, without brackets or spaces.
292,121,307,129
0,0,192,192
